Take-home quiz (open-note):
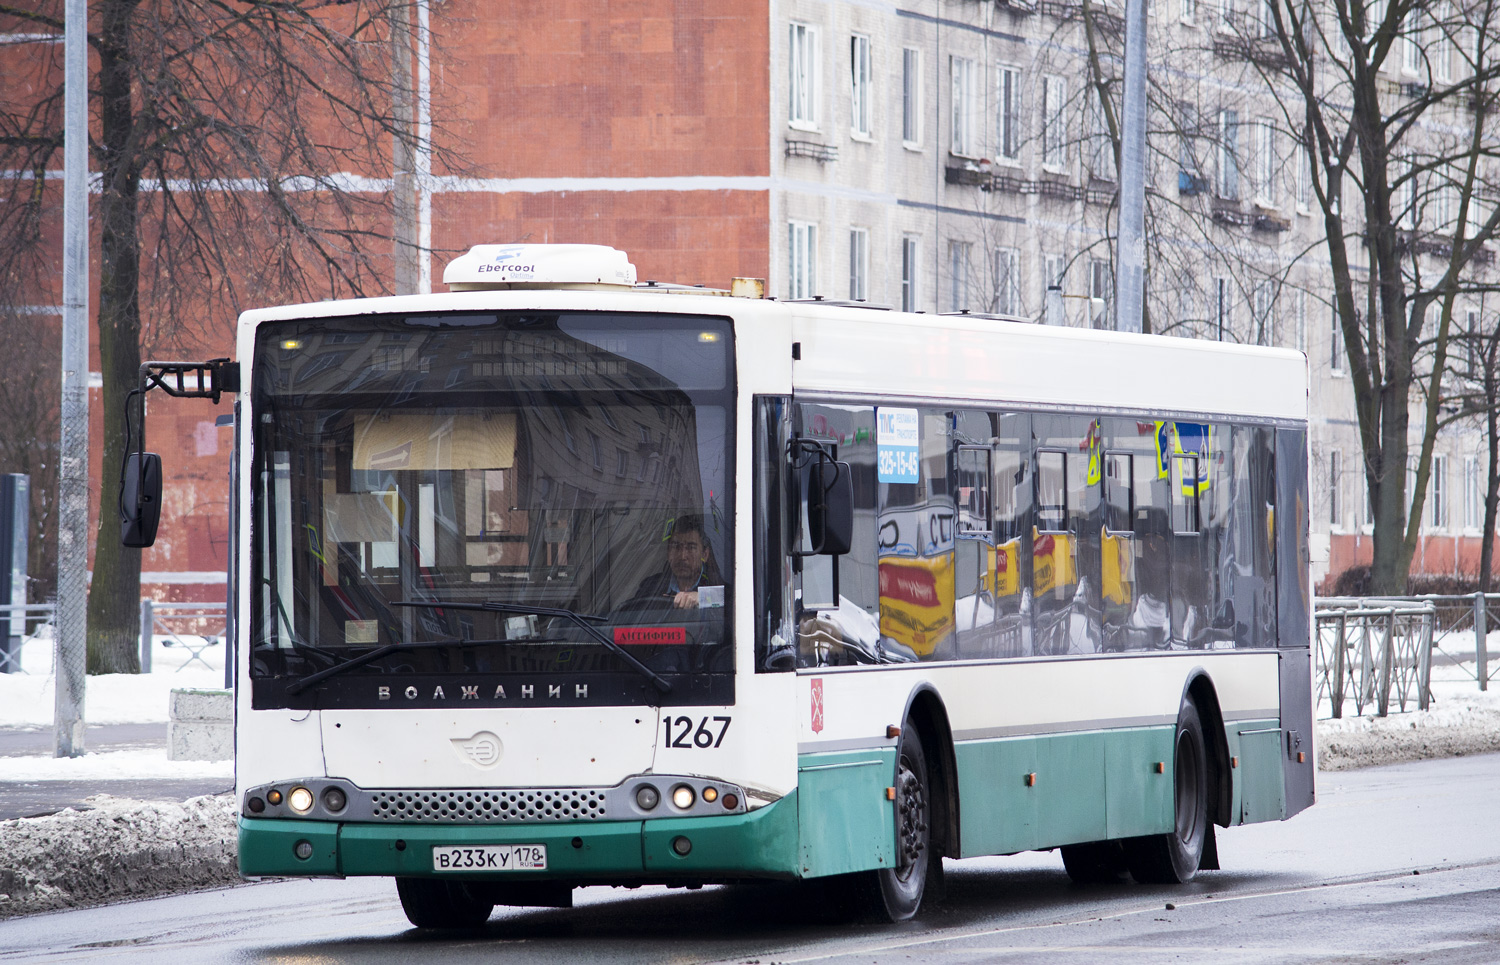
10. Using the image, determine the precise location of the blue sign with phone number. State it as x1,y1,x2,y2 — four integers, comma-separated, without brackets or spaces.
877,407,920,484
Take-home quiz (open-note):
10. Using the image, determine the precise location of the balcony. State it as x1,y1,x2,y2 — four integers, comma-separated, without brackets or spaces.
784,138,837,163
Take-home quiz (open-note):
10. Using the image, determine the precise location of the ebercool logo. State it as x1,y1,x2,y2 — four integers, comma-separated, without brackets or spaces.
477,262,534,274
451,731,504,768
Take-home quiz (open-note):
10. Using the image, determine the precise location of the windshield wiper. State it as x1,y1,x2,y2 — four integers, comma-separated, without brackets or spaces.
394,600,673,695
284,636,509,695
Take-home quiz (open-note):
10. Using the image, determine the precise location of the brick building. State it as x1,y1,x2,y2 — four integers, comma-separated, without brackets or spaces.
16,0,1498,601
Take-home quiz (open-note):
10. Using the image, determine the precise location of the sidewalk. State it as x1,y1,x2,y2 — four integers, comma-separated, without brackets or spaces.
0,723,231,819
0,634,234,820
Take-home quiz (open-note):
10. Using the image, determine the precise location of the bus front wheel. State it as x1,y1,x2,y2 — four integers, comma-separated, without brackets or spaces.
395,877,495,929
841,725,934,921
1124,698,1210,884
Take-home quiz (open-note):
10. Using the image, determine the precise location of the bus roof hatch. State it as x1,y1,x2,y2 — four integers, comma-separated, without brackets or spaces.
443,244,638,291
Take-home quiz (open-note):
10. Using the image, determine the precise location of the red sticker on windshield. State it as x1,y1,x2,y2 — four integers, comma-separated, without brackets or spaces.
613,627,687,645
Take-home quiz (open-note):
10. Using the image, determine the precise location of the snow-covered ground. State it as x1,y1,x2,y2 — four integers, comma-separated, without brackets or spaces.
0,631,231,781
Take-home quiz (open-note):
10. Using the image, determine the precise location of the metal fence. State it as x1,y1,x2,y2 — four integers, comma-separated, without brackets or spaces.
1313,598,1435,718
138,599,228,673
1411,593,1498,693
0,602,57,672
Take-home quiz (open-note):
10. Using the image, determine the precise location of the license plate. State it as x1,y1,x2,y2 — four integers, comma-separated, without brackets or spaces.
431,844,547,872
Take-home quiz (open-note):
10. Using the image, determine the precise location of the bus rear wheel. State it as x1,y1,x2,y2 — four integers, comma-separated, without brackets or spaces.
1125,698,1210,884
395,877,495,929
1061,840,1128,884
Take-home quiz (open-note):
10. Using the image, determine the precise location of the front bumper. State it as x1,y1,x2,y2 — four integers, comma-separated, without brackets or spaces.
239,791,800,881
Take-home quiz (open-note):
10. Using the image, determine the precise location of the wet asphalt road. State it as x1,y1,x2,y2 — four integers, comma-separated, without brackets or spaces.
0,753,1497,964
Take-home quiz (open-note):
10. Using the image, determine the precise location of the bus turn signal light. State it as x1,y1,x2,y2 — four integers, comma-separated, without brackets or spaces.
702,786,718,803
1025,773,1037,787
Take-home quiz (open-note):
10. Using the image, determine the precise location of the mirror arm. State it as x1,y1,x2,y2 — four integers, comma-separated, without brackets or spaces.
119,359,241,548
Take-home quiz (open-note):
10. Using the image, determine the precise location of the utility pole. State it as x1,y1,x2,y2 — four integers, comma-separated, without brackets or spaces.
1114,0,1147,334
391,2,418,295
56,0,89,757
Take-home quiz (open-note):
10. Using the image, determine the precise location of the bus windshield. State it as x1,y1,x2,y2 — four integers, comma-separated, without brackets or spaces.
248,311,734,708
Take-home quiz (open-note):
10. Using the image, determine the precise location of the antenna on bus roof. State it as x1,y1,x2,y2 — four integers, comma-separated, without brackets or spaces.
443,244,638,291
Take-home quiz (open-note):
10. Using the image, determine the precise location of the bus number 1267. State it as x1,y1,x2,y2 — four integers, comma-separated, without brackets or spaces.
663,715,731,748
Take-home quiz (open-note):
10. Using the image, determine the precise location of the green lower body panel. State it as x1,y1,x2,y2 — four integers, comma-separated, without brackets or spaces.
1228,719,1286,824
239,792,800,881
955,726,1174,857
796,748,897,878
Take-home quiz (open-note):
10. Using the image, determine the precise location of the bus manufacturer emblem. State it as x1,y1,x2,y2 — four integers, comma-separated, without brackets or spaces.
451,731,504,768
810,678,824,733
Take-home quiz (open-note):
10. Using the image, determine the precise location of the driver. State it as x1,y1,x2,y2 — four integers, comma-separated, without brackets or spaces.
635,514,722,609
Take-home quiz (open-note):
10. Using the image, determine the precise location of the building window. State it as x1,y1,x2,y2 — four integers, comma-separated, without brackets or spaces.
901,235,920,311
994,247,1021,315
1434,2,1453,82
1042,74,1068,171
951,56,980,157
1182,0,1196,24
1296,136,1312,211
789,22,820,130
902,48,921,146
788,221,818,299
1179,101,1199,180
1430,455,1449,529
1043,252,1066,294
1215,276,1232,340
1329,449,1343,529
1331,304,1345,374
1254,118,1277,205
1090,259,1112,328
1253,280,1275,345
848,227,869,301
1465,455,1483,530
1465,309,1482,375
1086,87,1116,181
948,240,974,312
1217,109,1239,201
850,34,872,138
997,66,1021,162
1403,9,1423,72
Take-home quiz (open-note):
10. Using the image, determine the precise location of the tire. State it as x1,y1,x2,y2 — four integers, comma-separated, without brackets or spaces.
395,877,495,929
1061,840,1128,884
1124,698,1210,884
842,726,934,922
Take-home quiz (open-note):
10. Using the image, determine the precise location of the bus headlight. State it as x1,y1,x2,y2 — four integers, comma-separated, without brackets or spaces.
288,786,314,813
635,784,660,810
671,785,695,810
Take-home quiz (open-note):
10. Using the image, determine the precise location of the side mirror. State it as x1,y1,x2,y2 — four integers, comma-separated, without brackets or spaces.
121,452,162,548
807,460,853,556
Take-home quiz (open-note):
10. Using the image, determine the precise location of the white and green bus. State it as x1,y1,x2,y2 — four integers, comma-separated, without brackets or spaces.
140,244,1314,927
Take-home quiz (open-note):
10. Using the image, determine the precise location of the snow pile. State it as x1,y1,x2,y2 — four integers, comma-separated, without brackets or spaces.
0,748,231,782
0,794,239,919
1316,676,1500,770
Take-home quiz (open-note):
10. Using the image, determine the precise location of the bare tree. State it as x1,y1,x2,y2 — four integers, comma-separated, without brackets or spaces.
0,311,60,605
1249,0,1500,592
0,0,460,671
